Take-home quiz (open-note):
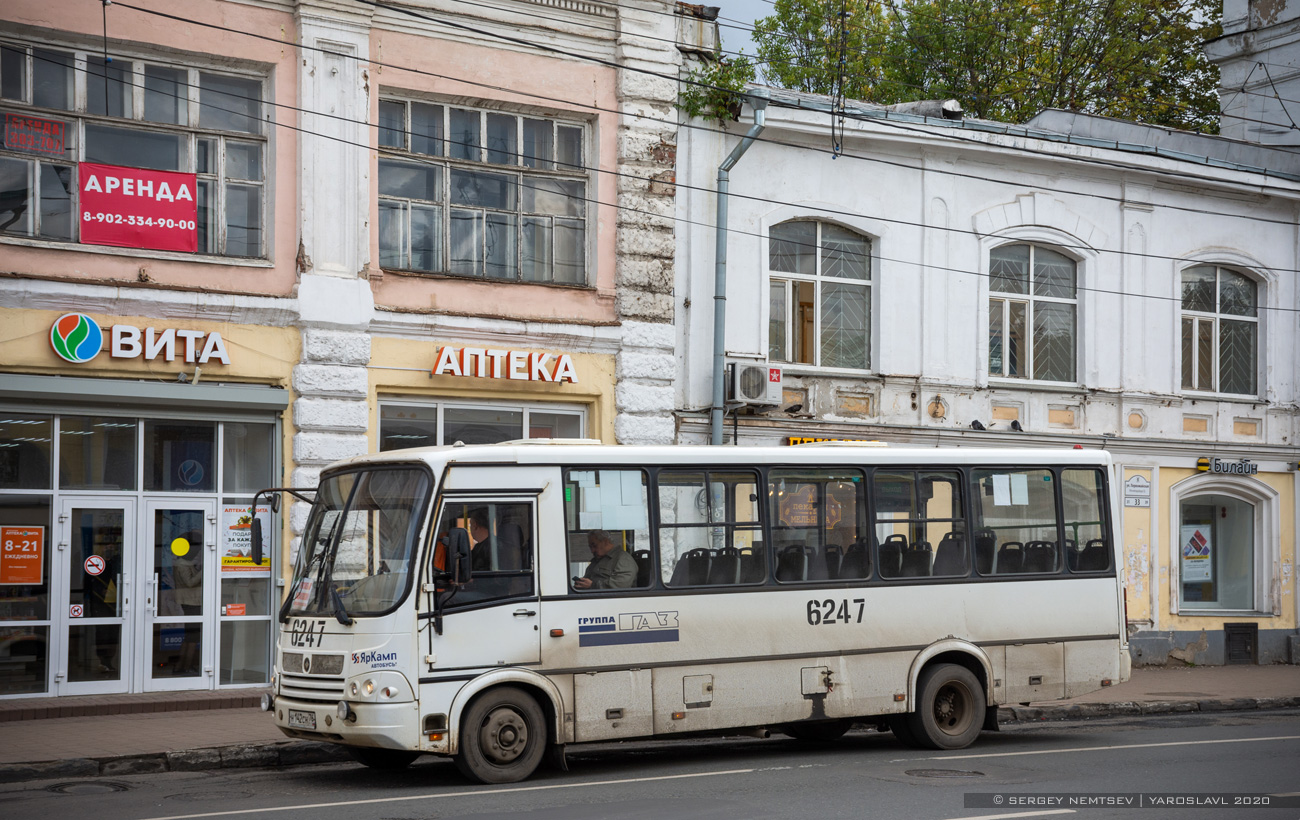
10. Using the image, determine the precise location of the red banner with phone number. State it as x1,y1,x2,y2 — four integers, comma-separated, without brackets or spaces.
79,162,198,253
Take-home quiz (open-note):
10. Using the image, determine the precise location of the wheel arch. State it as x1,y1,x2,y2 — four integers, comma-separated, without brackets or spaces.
906,640,994,709
446,669,565,755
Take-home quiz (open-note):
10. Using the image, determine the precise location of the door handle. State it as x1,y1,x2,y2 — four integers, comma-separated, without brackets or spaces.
513,609,537,617
149,578,159,617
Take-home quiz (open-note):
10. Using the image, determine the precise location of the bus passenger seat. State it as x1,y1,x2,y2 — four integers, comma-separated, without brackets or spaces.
632,549,652,587
775,545,810,582
668,548,713,587
1077,539,1109,571
996,542,1024,574
708,547,743,585
974,529,997,574
1023,541,1057,573
740,549,766,583
878,535,907,578
932,533,967,576
900,541,932,577
823,544,844,580
839,541,871,579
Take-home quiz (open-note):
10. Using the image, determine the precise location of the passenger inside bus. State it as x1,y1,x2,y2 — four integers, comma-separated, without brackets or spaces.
574,529,636,590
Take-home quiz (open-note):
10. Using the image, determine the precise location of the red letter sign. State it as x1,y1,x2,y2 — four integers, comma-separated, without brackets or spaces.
79,162,198,253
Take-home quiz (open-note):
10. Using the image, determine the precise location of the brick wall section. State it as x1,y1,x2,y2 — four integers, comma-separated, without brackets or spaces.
614,1,680,445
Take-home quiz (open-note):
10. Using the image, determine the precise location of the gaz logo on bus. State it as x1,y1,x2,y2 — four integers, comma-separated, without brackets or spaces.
578,611,679,647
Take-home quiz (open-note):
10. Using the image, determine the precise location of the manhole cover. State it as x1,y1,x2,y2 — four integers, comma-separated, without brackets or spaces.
906,769,985,778
47,781,133,795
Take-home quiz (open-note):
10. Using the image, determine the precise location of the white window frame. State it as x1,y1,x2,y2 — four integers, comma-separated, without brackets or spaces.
1179,264,1261,398
376,95,592,285
0,40,268,261
766,220,873,373
378,399,587,450
987,242,1079,384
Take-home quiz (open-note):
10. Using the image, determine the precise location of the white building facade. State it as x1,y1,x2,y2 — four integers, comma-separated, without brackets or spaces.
674,91,1300,665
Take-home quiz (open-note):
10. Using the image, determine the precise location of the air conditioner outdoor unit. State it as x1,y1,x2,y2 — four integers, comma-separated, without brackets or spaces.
727,360,783,407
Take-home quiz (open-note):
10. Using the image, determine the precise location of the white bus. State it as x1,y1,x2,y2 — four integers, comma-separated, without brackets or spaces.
263,442,1129,783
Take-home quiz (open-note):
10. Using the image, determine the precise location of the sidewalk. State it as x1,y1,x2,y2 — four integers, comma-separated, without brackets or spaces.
1,665,1297,784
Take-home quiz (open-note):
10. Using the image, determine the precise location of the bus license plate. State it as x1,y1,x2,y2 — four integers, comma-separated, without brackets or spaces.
288,709,317,730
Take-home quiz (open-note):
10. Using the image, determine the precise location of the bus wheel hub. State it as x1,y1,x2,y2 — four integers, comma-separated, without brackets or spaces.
482,708,528,763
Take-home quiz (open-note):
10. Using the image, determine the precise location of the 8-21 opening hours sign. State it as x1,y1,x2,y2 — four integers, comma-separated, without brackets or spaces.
0,527,45,585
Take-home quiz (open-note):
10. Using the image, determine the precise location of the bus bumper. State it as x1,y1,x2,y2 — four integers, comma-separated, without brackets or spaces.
271,697,421,751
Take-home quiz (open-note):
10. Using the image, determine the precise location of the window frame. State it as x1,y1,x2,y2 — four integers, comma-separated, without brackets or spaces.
0,42,268,261
987,242,1080,384
766,220,873,372
1179,264,1261,397
376,95,592,286
378,399,587,451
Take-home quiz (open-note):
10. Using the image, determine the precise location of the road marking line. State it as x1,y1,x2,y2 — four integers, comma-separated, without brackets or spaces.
923,734,1300,761
941,811,1075,820
139,767,757,820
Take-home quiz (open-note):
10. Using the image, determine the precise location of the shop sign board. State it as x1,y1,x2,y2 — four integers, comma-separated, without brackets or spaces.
1180,525,1213,582
221,505,272,574
79,162,198,253
0,526,44,585
4,113,66,156
432,346,578,383
785,436,882,445
50,313,231,365
1196,457,1258,475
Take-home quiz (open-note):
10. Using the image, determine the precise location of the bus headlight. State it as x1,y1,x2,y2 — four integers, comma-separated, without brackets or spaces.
337,701,355,722
363,679,375,696
349,681,358,697
260,693,274,712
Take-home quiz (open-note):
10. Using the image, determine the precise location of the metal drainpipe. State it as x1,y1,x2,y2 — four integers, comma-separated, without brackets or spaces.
710,89,769,445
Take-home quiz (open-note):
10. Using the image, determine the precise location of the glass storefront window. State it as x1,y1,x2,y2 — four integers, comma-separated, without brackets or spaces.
144,421,215,492
0,496,52,621
379,401,586,451
380,404,438,451
1179,494,1254,611
445,407,522,445
222,422,275,493
0,625,48,695
220,619,269,685
58,416,137,490
0,415,52,490
221,577,270,616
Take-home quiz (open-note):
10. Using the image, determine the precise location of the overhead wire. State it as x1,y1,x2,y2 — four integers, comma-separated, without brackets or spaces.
11,42,1300,315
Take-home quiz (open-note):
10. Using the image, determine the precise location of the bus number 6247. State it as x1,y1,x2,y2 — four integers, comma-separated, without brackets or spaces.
807,598,865,626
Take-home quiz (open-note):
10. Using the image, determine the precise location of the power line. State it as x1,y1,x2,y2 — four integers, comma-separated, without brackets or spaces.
11,44,1300,316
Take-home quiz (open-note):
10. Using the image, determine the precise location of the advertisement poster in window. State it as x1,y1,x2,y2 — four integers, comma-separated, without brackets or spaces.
221,505,271,574
79,162,198,252
0,526,45,585
4,113,66,156
1180,525,1213,582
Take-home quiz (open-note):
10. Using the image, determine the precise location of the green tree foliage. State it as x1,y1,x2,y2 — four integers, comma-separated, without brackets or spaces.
751,0,1221,132
681,47,758,125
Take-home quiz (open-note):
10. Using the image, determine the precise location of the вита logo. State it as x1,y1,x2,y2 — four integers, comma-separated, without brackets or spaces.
50,313,103,364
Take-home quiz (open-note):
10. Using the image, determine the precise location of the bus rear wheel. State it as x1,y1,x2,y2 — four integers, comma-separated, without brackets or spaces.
907,663,985,750
455,686,547,784
349,747,420,770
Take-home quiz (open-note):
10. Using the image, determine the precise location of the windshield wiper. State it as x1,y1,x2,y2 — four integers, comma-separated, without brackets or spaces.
330,584,354,626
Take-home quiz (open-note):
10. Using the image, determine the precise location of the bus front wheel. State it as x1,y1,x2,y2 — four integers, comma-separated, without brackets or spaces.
907,663,985,750
455,686,548,784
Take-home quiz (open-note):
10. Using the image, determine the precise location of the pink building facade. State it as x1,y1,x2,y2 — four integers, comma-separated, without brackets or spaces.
0,0,680,697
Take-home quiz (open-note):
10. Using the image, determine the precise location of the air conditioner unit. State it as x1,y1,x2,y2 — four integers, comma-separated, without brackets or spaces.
727,360,783,407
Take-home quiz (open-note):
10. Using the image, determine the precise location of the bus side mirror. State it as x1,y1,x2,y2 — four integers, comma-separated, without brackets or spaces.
251,516,264,567
446,527,472,586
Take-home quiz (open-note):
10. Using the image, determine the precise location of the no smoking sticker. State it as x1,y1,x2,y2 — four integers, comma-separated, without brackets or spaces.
84,554,106,576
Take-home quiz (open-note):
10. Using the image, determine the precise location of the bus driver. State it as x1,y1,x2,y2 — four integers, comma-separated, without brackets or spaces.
573,529,636,590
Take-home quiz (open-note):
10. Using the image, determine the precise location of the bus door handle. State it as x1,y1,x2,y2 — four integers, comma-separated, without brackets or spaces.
513,609,537,617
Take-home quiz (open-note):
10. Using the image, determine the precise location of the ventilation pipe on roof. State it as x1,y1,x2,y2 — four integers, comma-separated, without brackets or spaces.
711,88,769,445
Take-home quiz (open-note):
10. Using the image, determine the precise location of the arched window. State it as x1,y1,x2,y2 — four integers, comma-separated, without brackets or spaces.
767,221,871,370
988,243,1077,382
1181,265,1258,395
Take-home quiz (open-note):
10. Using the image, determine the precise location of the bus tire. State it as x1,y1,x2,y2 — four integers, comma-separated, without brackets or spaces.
907,663,985,750
455,686,548,784
887,715,923,748
349,747,420,770
782,719,852,742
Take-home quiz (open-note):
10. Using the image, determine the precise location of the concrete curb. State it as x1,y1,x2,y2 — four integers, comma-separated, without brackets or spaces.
2,697,1298,785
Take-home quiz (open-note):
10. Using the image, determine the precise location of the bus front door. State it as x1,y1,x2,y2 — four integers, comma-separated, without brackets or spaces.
427,496,540,670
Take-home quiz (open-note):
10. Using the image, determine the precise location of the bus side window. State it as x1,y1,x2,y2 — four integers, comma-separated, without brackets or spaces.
969,469,1061,575
563,469,651,591
658,470,763,587
429,499,535,604
1062,469,1111,572
770,468,868,583
873,470,966,579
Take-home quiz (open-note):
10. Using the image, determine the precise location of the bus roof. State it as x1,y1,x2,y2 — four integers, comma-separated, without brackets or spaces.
328,441,1114,472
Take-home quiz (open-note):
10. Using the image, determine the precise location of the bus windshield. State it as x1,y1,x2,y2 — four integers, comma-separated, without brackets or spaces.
287,466,431,618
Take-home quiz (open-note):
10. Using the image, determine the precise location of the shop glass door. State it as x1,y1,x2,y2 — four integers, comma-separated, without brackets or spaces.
143,500,216,691
57,500,135,696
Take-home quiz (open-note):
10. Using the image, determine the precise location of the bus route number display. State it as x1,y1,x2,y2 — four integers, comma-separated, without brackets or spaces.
807,597,866,626
79,162,198,253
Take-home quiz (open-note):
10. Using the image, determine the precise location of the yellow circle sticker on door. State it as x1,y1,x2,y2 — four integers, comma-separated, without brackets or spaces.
171,537,191,557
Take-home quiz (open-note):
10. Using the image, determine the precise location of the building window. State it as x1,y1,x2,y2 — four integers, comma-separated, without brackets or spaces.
377,98,587,283
1181,265,1258,395
1179,494,1254,611
768,221,871,370
378,400,585,451
988,243,1077,382
0,43,266,257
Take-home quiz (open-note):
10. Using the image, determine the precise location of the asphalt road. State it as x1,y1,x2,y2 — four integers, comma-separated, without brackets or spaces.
4,710,1298,820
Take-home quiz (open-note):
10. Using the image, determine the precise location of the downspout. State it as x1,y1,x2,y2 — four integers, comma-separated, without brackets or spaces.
711,88,769,445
